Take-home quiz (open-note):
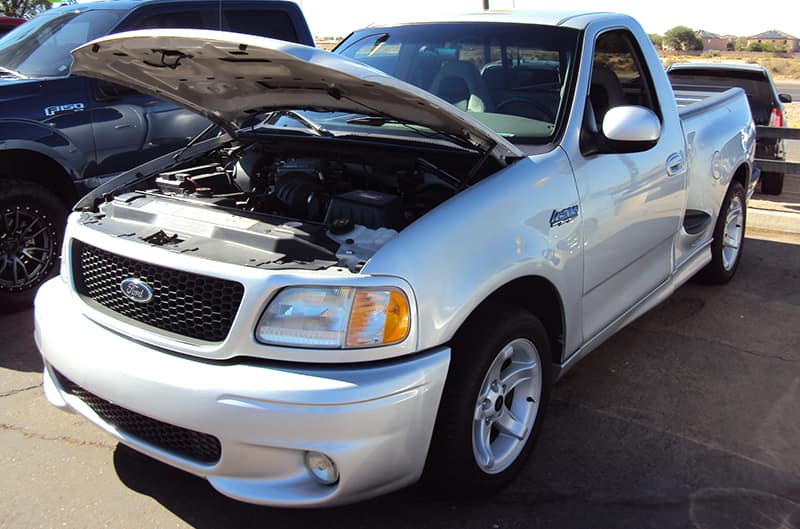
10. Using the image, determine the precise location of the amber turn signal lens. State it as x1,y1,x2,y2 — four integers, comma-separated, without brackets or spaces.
346,289,410,347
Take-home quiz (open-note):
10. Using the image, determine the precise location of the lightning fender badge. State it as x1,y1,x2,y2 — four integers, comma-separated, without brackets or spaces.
549,205,579,227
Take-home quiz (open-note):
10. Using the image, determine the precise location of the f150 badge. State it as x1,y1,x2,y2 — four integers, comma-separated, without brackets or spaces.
44,103,85,117
550,205,579,227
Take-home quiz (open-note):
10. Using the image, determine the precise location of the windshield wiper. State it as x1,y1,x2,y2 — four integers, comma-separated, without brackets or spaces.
0,66,27,79
268,110,333,137
345,114,476,152
345,116,395,126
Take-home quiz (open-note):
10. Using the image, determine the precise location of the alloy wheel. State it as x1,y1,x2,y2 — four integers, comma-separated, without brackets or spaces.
472,337,543,474
721,194,743,272
0,205,58,292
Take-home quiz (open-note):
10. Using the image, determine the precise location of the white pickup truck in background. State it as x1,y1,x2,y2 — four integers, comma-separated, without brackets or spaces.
34,11,755,507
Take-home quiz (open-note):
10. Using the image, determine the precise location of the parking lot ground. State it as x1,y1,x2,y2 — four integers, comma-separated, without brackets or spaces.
750,156,800,233
750,124,799,233
2,226,800,529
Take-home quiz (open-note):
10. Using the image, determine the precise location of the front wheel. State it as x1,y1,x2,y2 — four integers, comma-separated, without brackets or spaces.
0,180,66,310
422,304,551,495
697,180,746,285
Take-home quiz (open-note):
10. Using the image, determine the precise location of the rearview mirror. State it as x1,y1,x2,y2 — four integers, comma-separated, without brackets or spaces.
602,105,661,145
779,93,792,104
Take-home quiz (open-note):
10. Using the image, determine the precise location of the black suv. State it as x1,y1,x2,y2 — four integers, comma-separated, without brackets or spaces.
668,63,792,196
0,0,312,307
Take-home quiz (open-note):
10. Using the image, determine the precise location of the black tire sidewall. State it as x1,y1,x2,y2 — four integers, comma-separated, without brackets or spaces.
422,304,552,495
699,181,746,285
0,179,67,310
760,171,784,195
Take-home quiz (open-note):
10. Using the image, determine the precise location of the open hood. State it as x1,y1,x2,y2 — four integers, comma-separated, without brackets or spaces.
71,29,523,161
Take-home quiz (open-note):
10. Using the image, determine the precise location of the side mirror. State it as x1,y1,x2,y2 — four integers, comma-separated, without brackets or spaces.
779,93,792,104
602,105,661,144
594,105,662,154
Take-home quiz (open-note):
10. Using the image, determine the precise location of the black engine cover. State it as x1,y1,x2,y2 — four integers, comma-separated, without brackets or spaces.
324,190,403,230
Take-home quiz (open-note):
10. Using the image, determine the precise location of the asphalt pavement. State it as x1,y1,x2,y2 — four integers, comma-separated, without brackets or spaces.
2,223,799,527
776,81,800,102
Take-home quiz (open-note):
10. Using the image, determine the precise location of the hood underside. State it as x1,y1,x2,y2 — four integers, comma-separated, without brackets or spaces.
70,29,522,160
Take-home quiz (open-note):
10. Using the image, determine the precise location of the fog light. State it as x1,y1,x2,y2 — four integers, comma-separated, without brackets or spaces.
304,451,339,485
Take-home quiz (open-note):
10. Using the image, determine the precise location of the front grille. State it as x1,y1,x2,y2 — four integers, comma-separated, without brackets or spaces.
71,240,244,342
54,370,221,465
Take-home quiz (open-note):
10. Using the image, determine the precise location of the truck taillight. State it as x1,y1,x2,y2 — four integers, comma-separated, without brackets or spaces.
769,107,783,128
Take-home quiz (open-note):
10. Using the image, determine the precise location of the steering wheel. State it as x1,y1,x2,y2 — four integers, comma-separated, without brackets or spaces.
495,97,555,122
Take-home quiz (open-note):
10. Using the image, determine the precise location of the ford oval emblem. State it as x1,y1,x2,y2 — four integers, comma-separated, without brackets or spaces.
120,278,154,304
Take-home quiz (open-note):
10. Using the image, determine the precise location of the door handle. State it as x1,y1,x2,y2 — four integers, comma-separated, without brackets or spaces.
666,153,684,176
114,123,134,130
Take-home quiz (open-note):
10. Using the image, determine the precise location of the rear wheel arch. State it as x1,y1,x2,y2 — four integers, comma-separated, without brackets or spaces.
731,162,749,192
453,275,565,367
697,179,746,284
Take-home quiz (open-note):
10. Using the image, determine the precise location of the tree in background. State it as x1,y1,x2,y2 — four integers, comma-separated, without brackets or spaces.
1,0,54,18
648,33,663,49
748,41,771,52
664,26,703,51
735,37,749,51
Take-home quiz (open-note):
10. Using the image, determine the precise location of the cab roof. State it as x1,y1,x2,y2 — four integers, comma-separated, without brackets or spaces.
366,10,625,31
42,0,299,15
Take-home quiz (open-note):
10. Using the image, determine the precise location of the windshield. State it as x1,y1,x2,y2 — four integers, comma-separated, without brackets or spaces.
251,110,478,151
334,22,580,144
0,8,125,78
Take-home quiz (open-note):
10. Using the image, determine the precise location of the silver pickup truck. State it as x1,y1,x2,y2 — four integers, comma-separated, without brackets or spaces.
34,11,756,507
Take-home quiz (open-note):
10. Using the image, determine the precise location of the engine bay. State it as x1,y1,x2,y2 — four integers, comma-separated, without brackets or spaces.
84,136,500,271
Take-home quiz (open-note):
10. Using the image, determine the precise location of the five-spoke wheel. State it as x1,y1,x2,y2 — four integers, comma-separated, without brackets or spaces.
472,338,543,474
698,180,746,284
423,304,551,495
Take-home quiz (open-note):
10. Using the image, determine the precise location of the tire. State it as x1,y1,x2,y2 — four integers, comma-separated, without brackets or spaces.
0,179,66,311
422,303,552,496
760,171,784,196
697,180,746,285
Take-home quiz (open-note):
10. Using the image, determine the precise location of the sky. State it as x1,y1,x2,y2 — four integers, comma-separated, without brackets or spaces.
294,0,800,39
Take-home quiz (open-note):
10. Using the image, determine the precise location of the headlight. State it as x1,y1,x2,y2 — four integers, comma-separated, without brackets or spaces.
256,286,410,349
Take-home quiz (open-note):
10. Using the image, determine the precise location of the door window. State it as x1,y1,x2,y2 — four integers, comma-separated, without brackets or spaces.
118,8,216,32
135,10,206,29
222,10,297,42
589,30,660,124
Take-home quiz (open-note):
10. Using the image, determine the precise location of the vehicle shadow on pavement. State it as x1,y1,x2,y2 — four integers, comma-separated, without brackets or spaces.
110,237,800,529
112,391,799,529
0,308,42,373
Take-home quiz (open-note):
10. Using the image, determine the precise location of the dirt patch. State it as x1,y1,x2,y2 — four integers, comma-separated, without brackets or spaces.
659,51,800,81
784,102,800,128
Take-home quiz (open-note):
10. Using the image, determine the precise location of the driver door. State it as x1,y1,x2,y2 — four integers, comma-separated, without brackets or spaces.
572,29,687,340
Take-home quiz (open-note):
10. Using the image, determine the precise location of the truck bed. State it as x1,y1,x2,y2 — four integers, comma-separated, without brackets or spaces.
672,86,746,118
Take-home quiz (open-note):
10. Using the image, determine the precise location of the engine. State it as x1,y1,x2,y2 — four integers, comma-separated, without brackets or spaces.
149,146,458,270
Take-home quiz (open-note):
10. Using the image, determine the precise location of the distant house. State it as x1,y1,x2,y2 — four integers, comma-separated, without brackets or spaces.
696,29,729,51
747,30,799,51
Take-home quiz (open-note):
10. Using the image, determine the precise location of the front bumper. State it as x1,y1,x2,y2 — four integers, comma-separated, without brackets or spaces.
34,278,450,507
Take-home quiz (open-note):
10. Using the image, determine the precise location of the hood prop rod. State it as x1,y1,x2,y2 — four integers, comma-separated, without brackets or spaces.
461,139,497,189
